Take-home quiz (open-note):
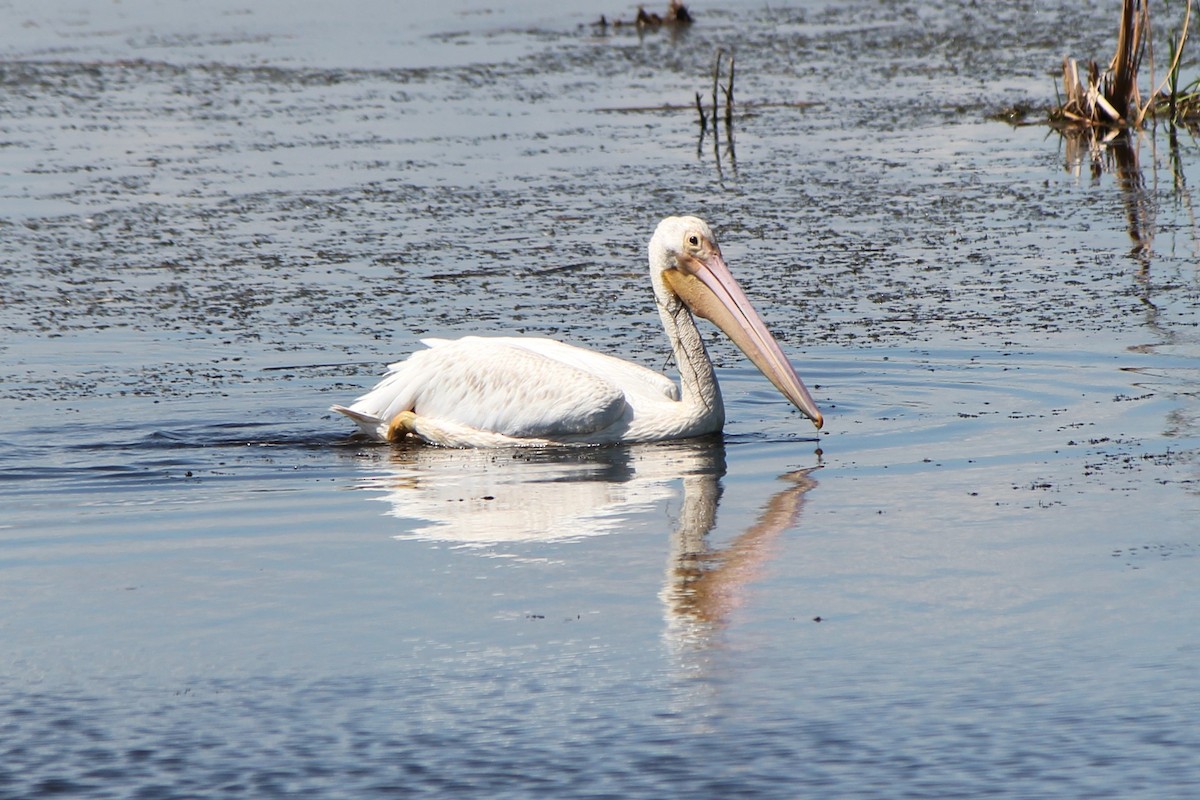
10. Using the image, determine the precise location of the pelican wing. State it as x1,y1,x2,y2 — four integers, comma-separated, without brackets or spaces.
434,336,680,404
343,337,634,439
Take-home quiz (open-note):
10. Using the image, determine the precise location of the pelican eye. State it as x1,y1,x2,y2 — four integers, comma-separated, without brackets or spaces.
687,234,700,247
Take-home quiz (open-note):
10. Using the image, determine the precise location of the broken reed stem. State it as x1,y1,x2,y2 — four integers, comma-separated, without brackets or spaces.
1108,0,1144,120
1055,0,1200,128
710,48,720,127
722,51,736,129
1055,0,1162,128
707,47,736,135
698,46,737,174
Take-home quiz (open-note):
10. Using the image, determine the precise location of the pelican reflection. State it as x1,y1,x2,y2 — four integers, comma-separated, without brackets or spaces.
662,468,819,652
345,439,819,645
348,438,726,546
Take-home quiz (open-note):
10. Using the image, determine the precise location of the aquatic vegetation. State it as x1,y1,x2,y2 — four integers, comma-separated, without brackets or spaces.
592,1,693,30
1051,0,1197,129
1157,3,1200,127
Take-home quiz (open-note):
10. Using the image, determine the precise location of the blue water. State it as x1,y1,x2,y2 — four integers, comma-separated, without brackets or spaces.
3,0,1200,797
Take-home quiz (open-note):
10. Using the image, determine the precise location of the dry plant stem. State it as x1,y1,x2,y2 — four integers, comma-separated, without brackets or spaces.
1055,0,1176,127
695,91,707,135
1095,89,1123,122
1064,57,1081,115
711,49,723,141
1109,0,1144,118
723,51,735,129
1139,0,1193,124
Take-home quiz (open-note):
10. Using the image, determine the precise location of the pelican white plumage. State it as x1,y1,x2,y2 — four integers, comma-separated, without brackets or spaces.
331,215,822,446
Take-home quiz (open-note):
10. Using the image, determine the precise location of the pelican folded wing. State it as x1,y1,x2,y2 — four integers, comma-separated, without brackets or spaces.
349,338,626,439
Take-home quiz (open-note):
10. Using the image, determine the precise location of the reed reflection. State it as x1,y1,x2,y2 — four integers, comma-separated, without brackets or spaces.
1062,128,1155,268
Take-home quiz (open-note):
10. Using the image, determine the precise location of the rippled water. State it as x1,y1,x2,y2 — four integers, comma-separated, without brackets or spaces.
3,0,1200,797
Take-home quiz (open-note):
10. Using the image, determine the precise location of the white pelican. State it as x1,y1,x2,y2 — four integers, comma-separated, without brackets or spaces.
331,215,823,446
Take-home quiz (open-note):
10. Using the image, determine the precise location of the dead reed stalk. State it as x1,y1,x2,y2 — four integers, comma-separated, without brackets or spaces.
1054,0,1149,127
722,51,736,129
696,48,737,178
1053,0,1197,128
709,48,735,135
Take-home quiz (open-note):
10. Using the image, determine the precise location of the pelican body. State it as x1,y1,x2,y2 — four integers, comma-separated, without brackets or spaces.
332,216,822,446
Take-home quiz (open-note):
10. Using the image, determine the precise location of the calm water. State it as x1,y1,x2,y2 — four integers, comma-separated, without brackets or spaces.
3,0,1199,797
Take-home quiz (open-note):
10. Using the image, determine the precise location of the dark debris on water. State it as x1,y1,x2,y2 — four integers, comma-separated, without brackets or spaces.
592,1,693,30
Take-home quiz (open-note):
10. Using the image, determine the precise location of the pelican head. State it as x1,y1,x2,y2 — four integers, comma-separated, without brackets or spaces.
650,216,824,429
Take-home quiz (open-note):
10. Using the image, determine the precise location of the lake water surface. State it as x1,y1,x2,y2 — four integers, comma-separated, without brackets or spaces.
3,0,1199,797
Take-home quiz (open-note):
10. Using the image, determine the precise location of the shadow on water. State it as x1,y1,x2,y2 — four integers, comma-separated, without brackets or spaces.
0,417,351,500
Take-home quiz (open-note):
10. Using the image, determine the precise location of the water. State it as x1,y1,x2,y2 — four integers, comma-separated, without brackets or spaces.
3,0,1200,797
